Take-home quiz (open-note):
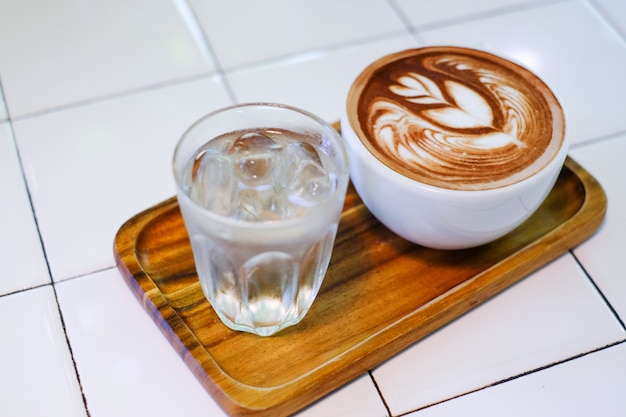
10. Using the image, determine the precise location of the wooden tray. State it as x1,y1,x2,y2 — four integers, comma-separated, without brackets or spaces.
114,156,606,417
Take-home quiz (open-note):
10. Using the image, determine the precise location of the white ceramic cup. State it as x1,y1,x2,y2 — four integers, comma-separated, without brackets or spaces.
341,47,568,249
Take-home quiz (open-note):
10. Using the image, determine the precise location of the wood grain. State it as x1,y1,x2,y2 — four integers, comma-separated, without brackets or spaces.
114,156,606,417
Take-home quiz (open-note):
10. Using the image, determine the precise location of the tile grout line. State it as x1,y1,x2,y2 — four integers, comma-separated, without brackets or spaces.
386,0,421,45
587,0,626,45
49,284,92,417
570,249,626,331
0,77,53,290
9,72,218,123
174,0,238,104
60,265,119,283
408,0,570,32
491,340,626,386
0,77,92,417
570,128,626,151
0,264,119,300
0,282,56,300
395,338,626,416
368,370,393,416
223,30,411,76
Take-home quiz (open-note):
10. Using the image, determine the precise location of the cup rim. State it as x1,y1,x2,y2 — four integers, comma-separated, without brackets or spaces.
344,46,567,194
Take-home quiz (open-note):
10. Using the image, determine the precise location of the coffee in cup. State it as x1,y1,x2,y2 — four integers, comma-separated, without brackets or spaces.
341,46,568,249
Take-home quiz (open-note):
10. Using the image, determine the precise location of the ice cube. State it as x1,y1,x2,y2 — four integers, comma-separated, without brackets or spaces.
270,188,301,219
286,160,334,208
188,149,235,216
233,188,262,221
235,153,275,189
229,132,281,190
234,188,281,221
274,142,323,189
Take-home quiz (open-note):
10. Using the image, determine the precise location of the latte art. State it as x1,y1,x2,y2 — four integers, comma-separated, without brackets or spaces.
348,47,565,190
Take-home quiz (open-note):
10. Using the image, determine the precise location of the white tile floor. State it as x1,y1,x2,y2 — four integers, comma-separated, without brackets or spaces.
1,1,625,416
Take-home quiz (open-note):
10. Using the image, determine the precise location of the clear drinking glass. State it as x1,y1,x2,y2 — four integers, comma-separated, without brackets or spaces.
173,103,349,336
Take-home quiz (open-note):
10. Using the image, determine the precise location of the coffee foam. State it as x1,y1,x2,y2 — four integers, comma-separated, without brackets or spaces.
347,47,565,191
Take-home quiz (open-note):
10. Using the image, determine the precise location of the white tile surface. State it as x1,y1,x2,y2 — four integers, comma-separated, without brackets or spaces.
228,35,418,122
394,0,549,28
372,254,625,415
55,269,227,417
0,286,86,417
0,0,215,118
571,133,626,321
296,374,388,417
0,122,50,295
409,341,626,417
418,0,626,145
13,77,232,281
188,0,408,70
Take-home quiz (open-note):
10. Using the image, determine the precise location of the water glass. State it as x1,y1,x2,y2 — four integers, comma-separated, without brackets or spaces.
173,103,349,336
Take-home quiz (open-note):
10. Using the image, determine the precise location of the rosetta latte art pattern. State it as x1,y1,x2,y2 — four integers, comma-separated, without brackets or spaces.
356,50,559,190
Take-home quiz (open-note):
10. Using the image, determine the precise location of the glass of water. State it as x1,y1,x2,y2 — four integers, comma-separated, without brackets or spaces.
173,103,350,336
